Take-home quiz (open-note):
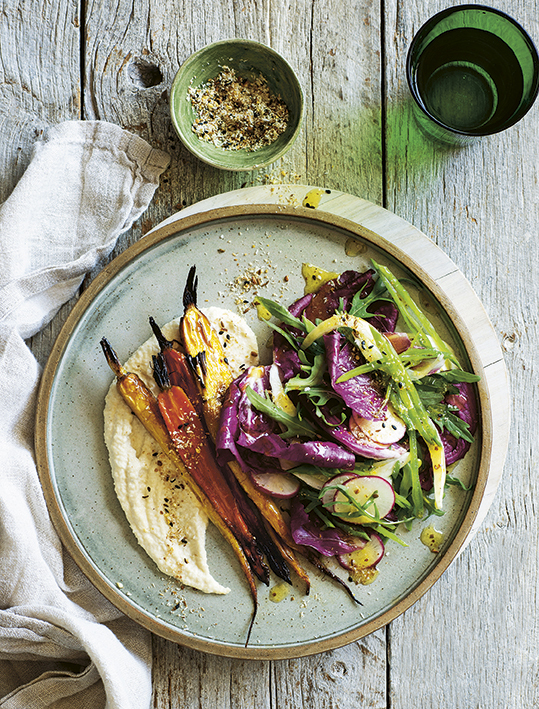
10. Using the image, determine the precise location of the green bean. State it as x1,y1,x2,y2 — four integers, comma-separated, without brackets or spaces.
371,260,448,352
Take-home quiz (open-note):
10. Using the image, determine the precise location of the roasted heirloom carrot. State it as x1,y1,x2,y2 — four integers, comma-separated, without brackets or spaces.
178,268,301,545
151,350,299,580
151,354,271,583
150,313,311,591
178,271,307,545
101,267,364,641
101,337,266,644
176,268,361,601
180,267,234,440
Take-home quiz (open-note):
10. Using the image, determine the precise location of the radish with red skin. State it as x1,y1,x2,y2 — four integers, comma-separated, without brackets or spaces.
320,472,360,510
323,475,395,524
337,532,385,571
250,471,300,498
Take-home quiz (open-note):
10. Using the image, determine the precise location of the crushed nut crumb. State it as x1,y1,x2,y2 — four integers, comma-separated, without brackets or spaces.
188,67,289,151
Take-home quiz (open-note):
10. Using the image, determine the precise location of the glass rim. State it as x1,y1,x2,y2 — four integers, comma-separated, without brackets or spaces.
406,3,539,136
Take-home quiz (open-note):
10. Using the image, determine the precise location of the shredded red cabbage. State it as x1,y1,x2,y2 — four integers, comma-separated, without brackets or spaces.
290,500,357,556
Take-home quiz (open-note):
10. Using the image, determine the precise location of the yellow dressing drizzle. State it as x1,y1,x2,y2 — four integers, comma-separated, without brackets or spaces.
302,188,325,209
301,263,339,294
420,525,444,553
344,237,368,257
269,582,290,602
350,567,379,585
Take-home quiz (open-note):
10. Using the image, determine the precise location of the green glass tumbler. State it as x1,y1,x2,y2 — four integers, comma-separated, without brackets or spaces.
406,4,539,144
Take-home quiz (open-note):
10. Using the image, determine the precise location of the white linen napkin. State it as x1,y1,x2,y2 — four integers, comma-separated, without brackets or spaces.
0,121,170,708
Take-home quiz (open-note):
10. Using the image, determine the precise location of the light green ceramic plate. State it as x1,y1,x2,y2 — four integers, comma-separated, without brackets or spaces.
35,204,492,659
170,39,303,170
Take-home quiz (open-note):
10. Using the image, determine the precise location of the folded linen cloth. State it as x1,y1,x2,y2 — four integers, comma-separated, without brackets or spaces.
0,121,170,708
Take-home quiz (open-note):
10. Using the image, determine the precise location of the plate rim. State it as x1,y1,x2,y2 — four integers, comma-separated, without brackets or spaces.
35,202,496,659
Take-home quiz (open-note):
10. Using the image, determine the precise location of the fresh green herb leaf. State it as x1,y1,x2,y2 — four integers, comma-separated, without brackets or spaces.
301,387,347,427
287,353,327,390
438,369,481,383
445,474,473,491
255,296,307,332
264,320,302,351
245,386,317,439
415,374,475,443
431,408,475,443
348,277,392,320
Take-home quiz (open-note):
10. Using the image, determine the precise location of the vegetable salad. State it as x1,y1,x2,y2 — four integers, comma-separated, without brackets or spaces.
215,261,479,584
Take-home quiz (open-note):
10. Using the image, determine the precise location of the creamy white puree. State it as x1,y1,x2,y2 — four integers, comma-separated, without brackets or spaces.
103,308,259,594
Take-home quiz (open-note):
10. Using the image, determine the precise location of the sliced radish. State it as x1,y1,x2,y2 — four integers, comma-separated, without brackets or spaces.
350,404,406,445
250,471,300,498
320,472,359,509
337,532,385,571
330,475,395,524
355,452,410,481
290,470,328,490
335,537,367,568
384,331,411,354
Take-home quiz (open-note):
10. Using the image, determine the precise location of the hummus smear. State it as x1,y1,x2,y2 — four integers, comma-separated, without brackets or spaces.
103,307,259,594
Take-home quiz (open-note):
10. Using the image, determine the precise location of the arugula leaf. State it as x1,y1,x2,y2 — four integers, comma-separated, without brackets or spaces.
255,296,307,332
286,353,327,390
301,387,347,427
245,386,317,439
415,372,476,443
264,319,302,351
319,483,382,522
431,408,475,443
438,369,481,383
445,474,473,491
414,378,451,407
347,277,392,319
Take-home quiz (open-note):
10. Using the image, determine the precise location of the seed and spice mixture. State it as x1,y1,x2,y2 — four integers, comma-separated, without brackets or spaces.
188,66,289,151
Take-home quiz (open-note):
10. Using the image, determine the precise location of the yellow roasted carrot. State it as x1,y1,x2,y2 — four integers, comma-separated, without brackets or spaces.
178,268,311,587
180,267,234,439
100,337,262,644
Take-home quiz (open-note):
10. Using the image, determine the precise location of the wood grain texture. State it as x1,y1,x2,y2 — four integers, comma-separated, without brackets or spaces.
6,0,536,704
81,1,389,705
0,0,80,202
271,631,387,709
384,1,539,707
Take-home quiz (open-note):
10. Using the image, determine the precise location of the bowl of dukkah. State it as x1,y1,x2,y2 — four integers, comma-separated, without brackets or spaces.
170,39,304,170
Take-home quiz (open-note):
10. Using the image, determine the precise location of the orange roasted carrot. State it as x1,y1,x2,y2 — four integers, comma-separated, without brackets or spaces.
100,338,263,644
152,352,270,586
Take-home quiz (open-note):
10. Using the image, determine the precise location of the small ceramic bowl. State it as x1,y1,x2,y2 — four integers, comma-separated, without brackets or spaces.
170,39,304,171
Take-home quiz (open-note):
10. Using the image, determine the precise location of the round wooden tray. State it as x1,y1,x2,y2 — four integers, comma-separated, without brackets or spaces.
35,189,510,658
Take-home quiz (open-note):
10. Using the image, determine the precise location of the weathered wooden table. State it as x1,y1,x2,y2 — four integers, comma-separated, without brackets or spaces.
8,0,538,705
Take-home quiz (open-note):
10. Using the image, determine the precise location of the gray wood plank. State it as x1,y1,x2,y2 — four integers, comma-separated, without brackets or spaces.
152,640,272,709
272,631,387,709
0,0,80,202
384,1,539,707
80,0,387,705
